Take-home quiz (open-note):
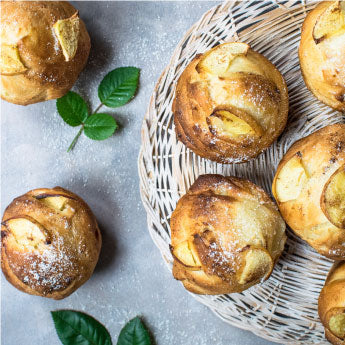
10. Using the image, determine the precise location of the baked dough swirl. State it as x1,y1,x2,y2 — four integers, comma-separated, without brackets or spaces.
0,1,91,105
173,42,289,163
319,261,345,345
1,187,101,299
170,174,286,295
299,1,345,111
272,124,345,259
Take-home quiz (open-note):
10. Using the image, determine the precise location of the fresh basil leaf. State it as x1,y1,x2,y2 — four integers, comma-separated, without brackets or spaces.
84,113,118,140
56,91,89,127
98,67,140,108
117,317,151,345
51,310,112,345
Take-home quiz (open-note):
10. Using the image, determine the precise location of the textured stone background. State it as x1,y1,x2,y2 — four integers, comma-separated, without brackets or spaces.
1,2,277,344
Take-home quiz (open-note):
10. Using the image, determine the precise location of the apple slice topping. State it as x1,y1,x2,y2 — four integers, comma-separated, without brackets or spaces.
36,194,75,217
313,1,345,44
329,313,345,339
321,165,345,229
207,109,261,140
0,44,27,75
171,240,202,270
238,247,273,285
274,154,309,203
3,217,49,251
196,42,250,76
53,12,80,61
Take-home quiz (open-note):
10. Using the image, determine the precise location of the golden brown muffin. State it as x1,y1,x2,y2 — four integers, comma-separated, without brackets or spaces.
319,261,345,345
272,124,345,259
1,187,101,299
173,42,289,164
299,1,345,112
170,174,286,295
0,1,91,105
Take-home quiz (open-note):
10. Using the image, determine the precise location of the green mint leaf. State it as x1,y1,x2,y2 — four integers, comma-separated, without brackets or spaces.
117,317,151,345
98,67,140,108
84,113,118,140
56,91,89,127
51,310,112,345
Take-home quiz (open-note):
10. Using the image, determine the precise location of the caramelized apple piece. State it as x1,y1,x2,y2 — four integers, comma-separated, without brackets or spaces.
238,247,273,285
313,1,345,44
321,166,345,229
274,155,308,203
171,240,202,270
37,195,75,217
196,42,250,76
4,218,48,250
53,13,80,61
208,109,259,139
0,44,27,75
329,313,345,339
321,31,345,87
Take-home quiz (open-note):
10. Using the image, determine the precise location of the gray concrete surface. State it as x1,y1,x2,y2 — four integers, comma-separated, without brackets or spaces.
1,2,278,344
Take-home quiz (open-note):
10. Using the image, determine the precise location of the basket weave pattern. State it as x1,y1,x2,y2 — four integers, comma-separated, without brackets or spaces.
138,1,345,343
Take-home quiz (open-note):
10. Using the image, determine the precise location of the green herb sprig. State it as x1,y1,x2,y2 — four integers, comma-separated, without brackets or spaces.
52,310,152,345
56,67,140,152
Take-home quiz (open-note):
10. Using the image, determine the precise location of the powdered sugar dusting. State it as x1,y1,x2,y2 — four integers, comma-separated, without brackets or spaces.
19,235,76,292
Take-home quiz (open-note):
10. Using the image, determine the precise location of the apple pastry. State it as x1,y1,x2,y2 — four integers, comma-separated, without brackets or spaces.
1,187,101,299
272,124,345,259
299,1,345,111
319,261,345,345
170,174,286,295
173,42,289,163
0,1,90,105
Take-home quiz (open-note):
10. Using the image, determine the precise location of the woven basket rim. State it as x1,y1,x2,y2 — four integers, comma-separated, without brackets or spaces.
138,1,344,344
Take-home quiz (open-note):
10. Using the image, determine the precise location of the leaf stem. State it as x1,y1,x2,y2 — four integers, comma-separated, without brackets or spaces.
93,103,103,114
67,126,84,152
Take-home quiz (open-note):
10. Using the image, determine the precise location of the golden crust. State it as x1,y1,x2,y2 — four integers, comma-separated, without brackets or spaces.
1,187,101,299
319,261,345,344
299,1,345,112
173,43,289,164
325,328,345,345
272,124,345,259
170,174,286,295
0,1,90,105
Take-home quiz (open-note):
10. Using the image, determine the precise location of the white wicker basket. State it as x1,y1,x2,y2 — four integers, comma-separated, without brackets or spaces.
138,1,345,344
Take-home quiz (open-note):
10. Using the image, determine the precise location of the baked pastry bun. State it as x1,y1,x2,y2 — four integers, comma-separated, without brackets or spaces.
170,174,286,295
319,261,345,345
0,1,91,105
272,124,345,259
299,1,345,111
173,42,289,164
1,187,101,299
